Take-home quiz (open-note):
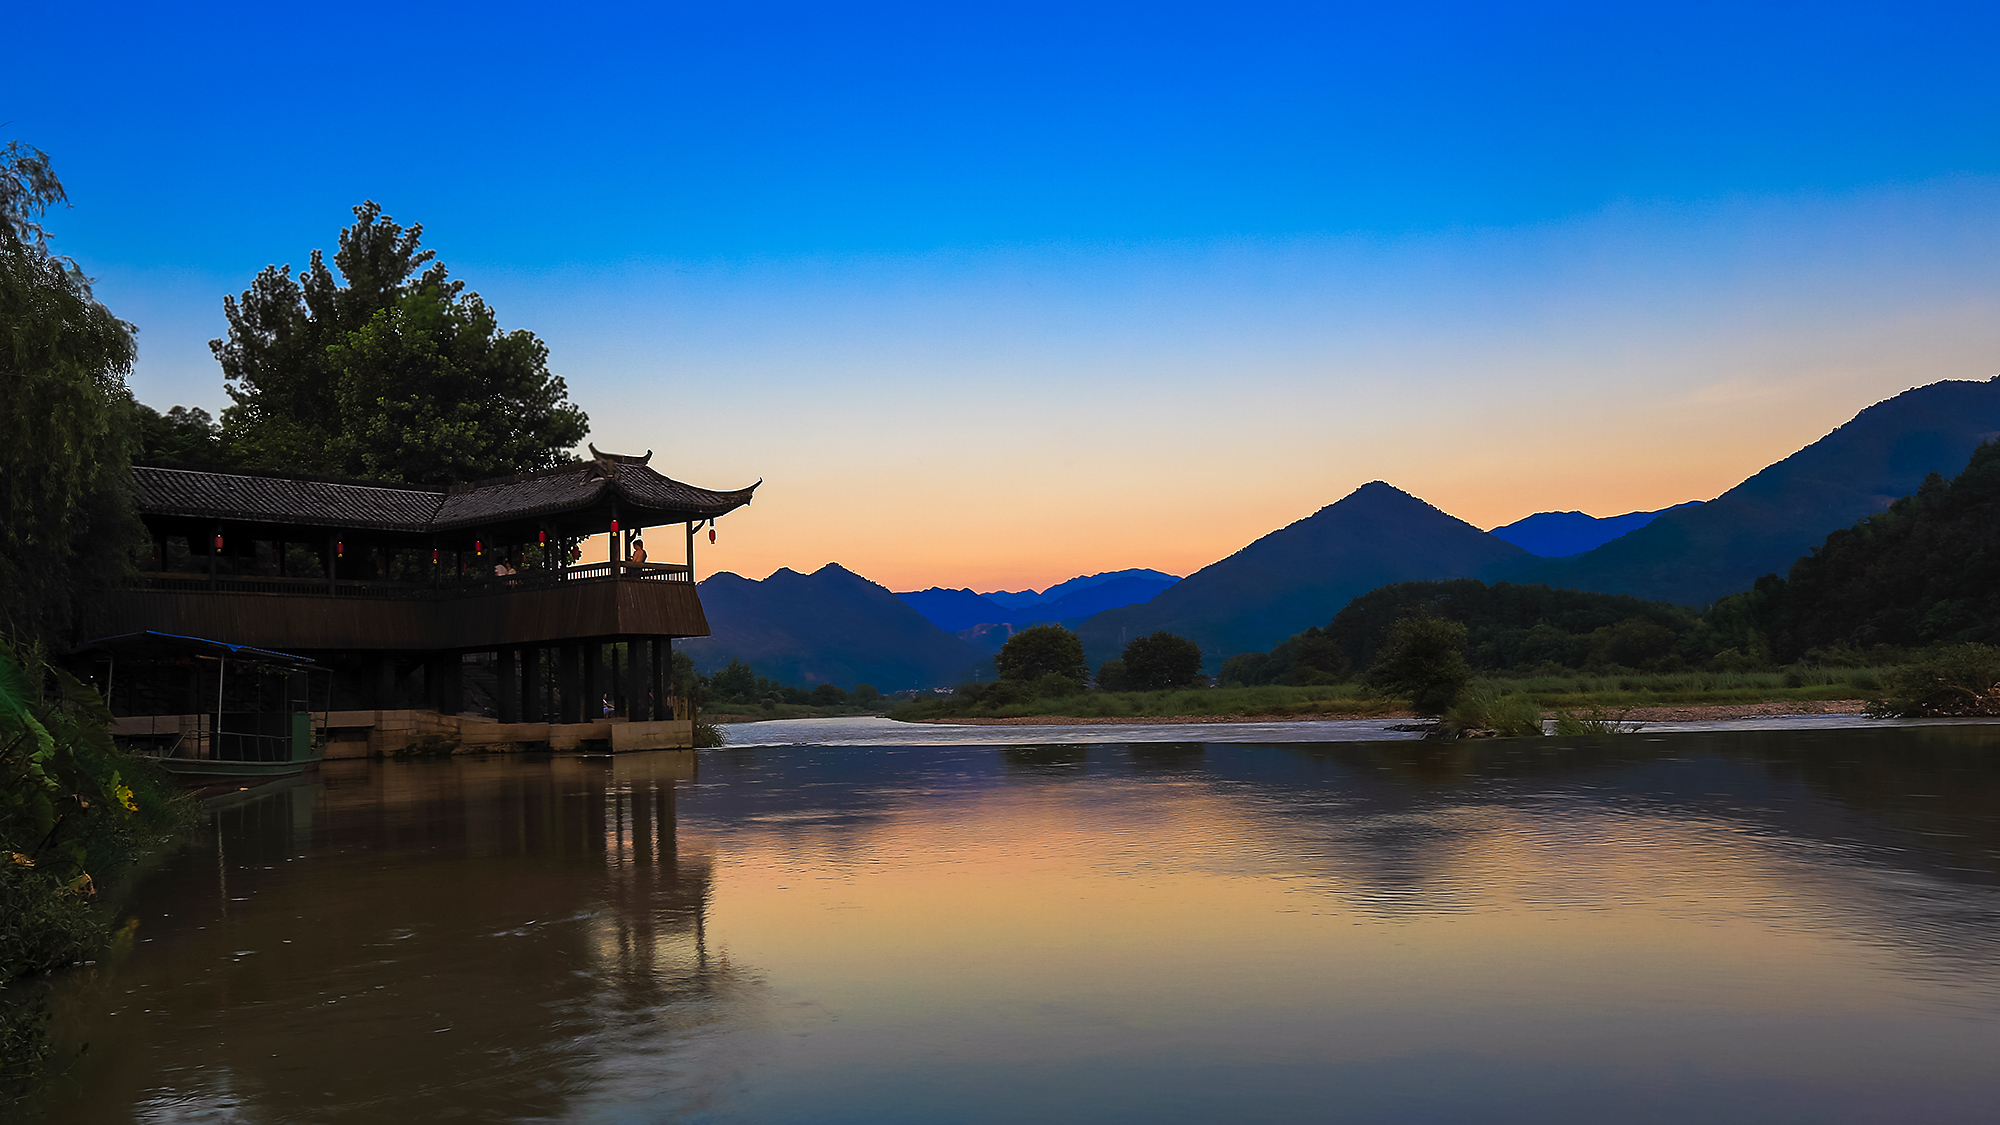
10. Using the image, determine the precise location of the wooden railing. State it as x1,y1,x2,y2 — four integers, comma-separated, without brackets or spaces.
133,561,693,601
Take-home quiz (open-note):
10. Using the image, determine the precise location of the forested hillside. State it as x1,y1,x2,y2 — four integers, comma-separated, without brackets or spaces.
1218,579,1704,683
1515,378,2000,605
1711,440,2000,661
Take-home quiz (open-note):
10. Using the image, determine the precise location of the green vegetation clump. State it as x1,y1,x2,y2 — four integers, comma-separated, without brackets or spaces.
1104,631,1205,691
1365,614,1472,716
693,657,895,720
995,625,1088,690
1865,644,2000,718
1442,689,1544,738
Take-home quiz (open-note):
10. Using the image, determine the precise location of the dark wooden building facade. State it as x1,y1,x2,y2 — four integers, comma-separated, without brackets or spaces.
102,448,756,726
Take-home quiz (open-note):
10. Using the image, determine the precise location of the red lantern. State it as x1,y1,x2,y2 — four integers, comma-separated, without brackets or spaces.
213,534,223,553
709,527,717,544
432,548,439,564
475,540,483,556
538,529,547,546
337,540,345,558
610,519,620,534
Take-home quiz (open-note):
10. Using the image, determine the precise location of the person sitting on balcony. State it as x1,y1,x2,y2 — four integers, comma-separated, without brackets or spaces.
630,538,647,564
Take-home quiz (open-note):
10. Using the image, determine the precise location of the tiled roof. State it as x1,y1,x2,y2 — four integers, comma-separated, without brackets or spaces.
132,466,442,531
133,456,757,533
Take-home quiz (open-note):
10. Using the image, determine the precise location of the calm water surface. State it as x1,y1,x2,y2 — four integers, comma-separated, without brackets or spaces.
30,724,2000,1123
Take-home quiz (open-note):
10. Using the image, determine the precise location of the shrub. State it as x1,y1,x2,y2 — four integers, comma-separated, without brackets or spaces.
1442,690,1544,738
995,625,1087,684
1866,644,2000,717
1030,673,1085,699
1121,632,1203,691
1366,613,1471,716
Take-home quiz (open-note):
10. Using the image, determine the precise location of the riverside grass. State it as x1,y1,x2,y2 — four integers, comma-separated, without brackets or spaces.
887,667,1889,724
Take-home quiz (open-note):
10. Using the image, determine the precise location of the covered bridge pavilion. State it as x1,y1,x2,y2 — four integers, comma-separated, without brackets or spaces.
101,447,756,750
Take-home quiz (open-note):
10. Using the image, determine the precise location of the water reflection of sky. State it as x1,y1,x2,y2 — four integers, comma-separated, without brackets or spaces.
37,724,2000,1123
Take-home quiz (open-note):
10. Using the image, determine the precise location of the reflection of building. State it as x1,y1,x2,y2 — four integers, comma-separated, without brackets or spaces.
100,448,755,752
76,755,734,1122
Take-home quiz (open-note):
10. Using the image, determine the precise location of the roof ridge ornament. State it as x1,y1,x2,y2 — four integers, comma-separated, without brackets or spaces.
586,443,655,473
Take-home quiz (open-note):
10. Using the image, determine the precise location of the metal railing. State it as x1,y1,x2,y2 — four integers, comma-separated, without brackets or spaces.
133,561,694,600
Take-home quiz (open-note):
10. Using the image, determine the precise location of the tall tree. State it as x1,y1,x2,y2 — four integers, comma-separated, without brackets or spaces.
0,141,141,649
213,202,589,483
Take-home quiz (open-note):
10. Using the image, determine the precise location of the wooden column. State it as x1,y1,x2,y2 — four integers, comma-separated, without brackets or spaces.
583,642,603,719
649,639,666,720
558,643,582,724
520,646,544,723
610,644,624,718
497,648,519,724
628,640,652,722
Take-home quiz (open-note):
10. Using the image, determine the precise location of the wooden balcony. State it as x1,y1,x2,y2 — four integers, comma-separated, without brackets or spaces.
100,564,710,651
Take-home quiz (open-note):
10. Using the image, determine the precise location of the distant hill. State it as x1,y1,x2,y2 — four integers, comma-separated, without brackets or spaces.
1490,502,1702,557
1074,482,1532,663
1516,378,2000,606
897,569,1180,633
680,564,986,690
984,569,1180,610
895,587,1015,633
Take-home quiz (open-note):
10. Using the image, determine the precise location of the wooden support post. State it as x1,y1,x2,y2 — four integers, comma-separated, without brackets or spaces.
521,646,543,723
610,644,624,718
649,638,666,719
558,643,582,724
583,642,602,719
209,524,219,590
497,648,520,724
628,639,652,722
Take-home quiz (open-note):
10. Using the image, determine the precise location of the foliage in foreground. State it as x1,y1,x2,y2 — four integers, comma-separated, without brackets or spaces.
0,644,188,983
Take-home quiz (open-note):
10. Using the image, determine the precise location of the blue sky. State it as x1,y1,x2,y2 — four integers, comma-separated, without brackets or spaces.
10,1,2000,588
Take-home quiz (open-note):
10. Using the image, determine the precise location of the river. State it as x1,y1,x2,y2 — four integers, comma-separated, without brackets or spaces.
25,721,2000,1122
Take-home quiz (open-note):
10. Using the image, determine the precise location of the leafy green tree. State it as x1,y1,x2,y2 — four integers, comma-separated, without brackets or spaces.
1121,631,1204,690
707,659,758,703
995,624,1086,687
1366,613,1472,716
213,201,589,483
129,403,228,468
811,683,847,705
853,683,882,707
1095,658,1129,691
0,141,143,649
